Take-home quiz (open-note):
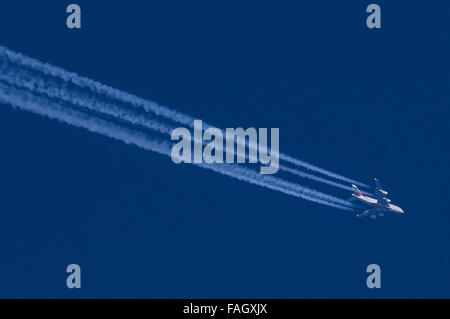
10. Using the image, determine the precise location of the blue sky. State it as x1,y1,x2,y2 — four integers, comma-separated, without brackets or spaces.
0,1,449,298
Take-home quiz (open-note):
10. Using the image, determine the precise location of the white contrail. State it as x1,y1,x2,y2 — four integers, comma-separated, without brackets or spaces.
0,53,368,193
280,166,374,196
0,80,356,211
0,46,369,188
278,154,368,187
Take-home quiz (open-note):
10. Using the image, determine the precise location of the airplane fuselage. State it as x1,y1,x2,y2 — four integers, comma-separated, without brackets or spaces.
352,194,404,214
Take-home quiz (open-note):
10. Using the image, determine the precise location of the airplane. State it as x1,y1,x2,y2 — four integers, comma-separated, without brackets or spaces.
349,178,404,219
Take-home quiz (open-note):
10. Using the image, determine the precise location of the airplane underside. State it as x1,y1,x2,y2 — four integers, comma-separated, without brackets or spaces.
357,209,385,219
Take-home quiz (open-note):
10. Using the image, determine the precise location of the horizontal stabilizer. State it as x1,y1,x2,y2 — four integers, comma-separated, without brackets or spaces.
352,184,363,196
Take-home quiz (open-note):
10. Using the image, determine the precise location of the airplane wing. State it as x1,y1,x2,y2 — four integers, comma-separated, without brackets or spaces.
374,178,391,207
357,209,377,218
357,210,371,218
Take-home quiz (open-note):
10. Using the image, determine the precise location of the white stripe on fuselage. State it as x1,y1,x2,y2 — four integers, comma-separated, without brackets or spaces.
355,195,390,210
354,195,403,213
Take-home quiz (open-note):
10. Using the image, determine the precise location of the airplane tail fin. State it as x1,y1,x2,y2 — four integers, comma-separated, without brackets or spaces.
352,184,363,196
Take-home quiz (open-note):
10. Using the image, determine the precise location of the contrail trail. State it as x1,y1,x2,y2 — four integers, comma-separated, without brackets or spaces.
280,166,374,196
0,62,361,193
0,80,356,211
0,46,369,189
0,48,368,193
